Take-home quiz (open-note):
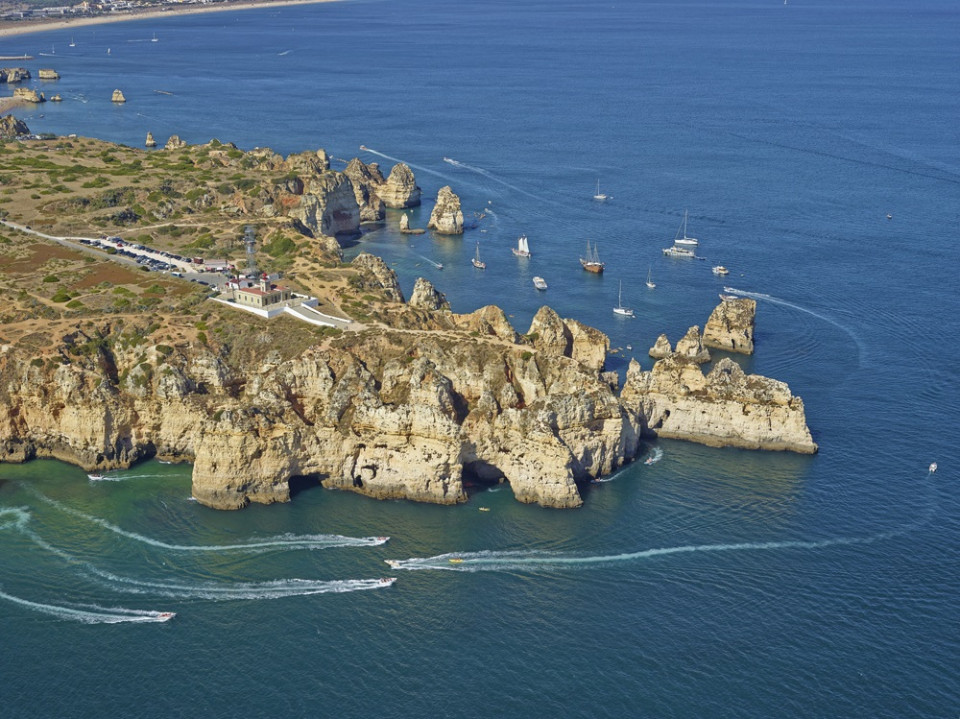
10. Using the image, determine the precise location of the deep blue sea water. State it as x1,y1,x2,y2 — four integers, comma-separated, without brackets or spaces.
2,1,959,716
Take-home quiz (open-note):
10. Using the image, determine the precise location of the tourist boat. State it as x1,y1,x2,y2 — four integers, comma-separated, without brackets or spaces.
479,507,490,512
613,281,635,317
580,240,604,273
512,234,531,258
662,245,695,258
929,462,938,473
532,276,548,290
644,456,657,466
87,473,105,480
471,241,486,269
593,179,608,202
646,266,656,289
157,612,176,621
449,558,464,564
385,559,400,568
673,210,699,246
712,265,730,275
378,578,396,585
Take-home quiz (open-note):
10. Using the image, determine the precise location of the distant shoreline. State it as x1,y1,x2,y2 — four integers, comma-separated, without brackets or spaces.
0,0,342,40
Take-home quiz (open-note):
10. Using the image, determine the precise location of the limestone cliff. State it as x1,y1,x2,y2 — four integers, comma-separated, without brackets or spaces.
0,304,630,511
427,186,464,235
0,114,29,138
703,297,756,354
674,325,711,364
343,158,386,222
620,355,817,453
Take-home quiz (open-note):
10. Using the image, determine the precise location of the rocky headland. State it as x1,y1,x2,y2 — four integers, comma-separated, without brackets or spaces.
0,129,816,511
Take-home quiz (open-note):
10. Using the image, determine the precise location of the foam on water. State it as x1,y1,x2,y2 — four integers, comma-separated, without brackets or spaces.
0,588,174,624
22,485,388,551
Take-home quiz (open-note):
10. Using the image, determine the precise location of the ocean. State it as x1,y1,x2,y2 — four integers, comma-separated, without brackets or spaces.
1,1,958,716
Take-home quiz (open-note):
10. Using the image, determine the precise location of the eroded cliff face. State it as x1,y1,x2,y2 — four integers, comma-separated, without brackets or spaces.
703,297,756,354
619,355,817,453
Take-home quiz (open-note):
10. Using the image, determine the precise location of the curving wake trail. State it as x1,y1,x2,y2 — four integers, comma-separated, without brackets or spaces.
388,471,937,573
0,587,175,624
21,485,388,552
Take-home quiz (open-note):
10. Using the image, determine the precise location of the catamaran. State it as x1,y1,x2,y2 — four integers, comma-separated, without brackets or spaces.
512,234,531,258
471,241,486,269
580,240,604,273
613,281,634,317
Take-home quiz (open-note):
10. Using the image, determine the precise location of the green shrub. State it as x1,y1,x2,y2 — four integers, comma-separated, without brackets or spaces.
42,275,59,283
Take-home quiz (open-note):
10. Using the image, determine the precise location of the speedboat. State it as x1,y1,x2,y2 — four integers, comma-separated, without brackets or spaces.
448,558,464,564
378,578,396,586
532,276,548,290
929,462,938,473
376,536,389,542
712,265,730,275
157,612,176,621
643,456,656,466
719,294,738,302
87,473,105,480
479,507,490,512
385,559,400,568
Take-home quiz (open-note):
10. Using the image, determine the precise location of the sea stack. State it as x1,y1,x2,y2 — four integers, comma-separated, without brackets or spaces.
111,89,126,103
145,132,157,148
427,185,464,235
38,69,60,80
379,163,422,208
703,297,756,354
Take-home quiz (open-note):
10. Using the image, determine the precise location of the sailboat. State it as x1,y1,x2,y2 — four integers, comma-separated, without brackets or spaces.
579,240,604,273
151,33,159,43
673,210,698,246
471,241,486,269
646,267,656,289
68,38,76,48
613,281,634,317
593,179,607,201
512,234,531,258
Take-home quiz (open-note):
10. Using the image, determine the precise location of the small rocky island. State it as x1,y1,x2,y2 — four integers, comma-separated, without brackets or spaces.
0,123,816,511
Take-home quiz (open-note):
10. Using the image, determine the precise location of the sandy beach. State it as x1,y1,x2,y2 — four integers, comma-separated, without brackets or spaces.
0,0,341,40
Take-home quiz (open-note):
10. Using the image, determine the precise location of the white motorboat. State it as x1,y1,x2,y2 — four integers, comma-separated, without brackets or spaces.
929,462,938,473
662,245,695,258
712,265,729,275
532,276,548,290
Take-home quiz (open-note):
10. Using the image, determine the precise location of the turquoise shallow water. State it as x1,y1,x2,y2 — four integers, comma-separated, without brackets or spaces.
2,1,959,716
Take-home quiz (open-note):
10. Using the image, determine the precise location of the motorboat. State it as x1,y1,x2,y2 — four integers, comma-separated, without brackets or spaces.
448,558,464,564
385,559,400,568
157,612,176,621
929,462,938,473
712,265,730,275
378,578,396,586
719,294,738,302
532,276,548,290
662,245,695,258
479,507,490,512
87,473,105,480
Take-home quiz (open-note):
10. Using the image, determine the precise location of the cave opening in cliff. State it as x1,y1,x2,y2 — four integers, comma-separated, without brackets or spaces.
288,473,325,499
462,460,508,495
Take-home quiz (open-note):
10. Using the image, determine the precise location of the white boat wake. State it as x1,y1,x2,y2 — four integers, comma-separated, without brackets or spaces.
0,590,176,624
415,254,443,269
358,146,449,179
387,471,936,573
22,485,388,551
721,286,865,364
643,447,664,465
442,156,554,205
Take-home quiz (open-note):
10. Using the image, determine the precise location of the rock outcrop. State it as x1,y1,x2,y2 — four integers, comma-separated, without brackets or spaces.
145,132,156,148
38,69,59,80
165,134,187,150
351,253,405,302
703,297,755,354
649,334,672,359
13,87,43,103
111,89,126,103
0,114,29,138
620,355,817,453
408,278,450,311
378,163,421,208
427,186,464,235
0,68,30,84
674,325,711,364
343,158,386,222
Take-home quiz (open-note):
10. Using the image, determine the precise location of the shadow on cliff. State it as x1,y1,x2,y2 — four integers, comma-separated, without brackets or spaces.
288,473,325,499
